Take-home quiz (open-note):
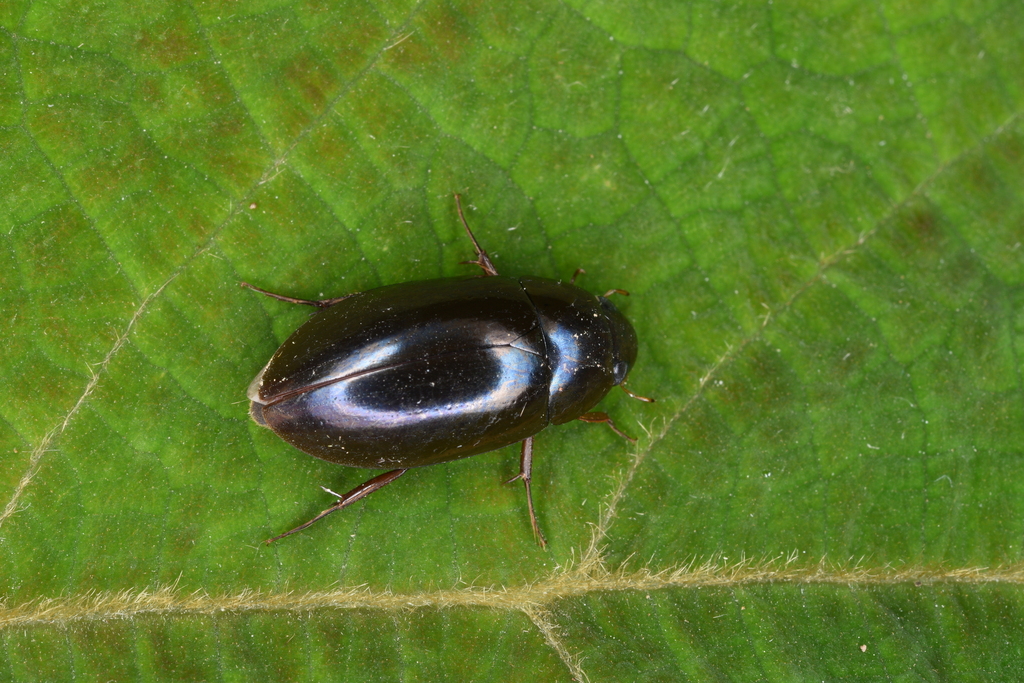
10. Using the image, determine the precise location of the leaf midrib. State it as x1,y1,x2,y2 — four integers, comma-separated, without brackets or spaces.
4,561,1022,631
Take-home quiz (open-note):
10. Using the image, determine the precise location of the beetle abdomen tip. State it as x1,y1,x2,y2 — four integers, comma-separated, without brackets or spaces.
249,401,269,427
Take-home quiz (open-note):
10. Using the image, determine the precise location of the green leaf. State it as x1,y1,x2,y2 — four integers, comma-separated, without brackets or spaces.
2,0,1023,679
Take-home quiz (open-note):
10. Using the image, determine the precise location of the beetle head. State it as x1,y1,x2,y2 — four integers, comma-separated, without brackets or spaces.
598,295,638,385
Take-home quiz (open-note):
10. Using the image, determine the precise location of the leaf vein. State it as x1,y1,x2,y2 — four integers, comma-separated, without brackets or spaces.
0,275,177,531
4,558,1023,630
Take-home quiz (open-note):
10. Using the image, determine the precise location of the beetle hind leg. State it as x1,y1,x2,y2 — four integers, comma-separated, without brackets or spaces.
265,468,407,543
454,194,500,277
505,436,547,549
240,282,356,309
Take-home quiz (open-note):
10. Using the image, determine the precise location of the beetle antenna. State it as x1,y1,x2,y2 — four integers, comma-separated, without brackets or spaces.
454,193,500,277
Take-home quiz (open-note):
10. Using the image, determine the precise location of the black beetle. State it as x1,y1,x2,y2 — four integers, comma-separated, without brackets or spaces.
244,196,651,546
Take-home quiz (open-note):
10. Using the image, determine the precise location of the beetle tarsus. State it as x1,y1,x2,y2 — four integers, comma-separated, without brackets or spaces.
241,281,355,308
506,437,547,549
265,469,408,543
602,288,629,298
454,193,500,277
578,411,636,443
570,268,586,285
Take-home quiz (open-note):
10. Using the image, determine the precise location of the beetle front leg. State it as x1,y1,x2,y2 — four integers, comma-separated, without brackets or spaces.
265,468,408,543
505,436,547,548
619,382,655,403
578,411,637,443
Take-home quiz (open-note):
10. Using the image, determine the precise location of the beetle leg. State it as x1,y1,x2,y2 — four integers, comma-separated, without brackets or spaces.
570,268,586,285
265,469,408,544
504,437,547,548
620,382,655,403
578,411,637,443
454,193,500,277
240,282,356,308
602,288,629,298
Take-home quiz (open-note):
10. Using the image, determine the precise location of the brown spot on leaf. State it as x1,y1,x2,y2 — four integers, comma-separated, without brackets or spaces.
133,18,203,69
905,205,938,243
283,48,339,114
421,2,472,65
